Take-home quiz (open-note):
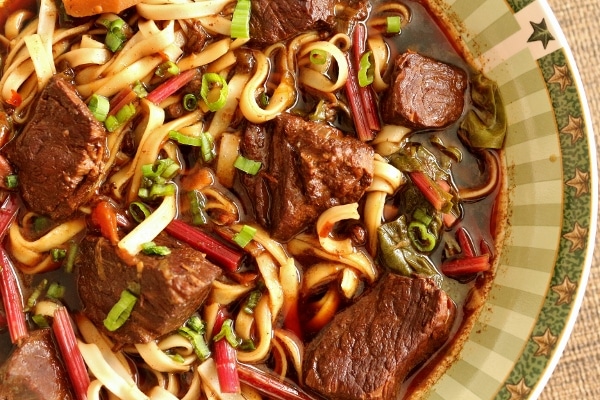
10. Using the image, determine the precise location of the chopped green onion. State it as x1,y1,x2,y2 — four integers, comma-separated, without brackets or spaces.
32,314,49,328
212,318,242,348
169,130,202,146
140,182,176,200
46,282,65,299
242,290,261,314
183,93,198,111
234,155,261,175
64,241,78,273
104,290,137,331
104,18,128,52
51,248,67,262
188,190,208,226
358,50,374,87
5,174,18,189
239,338,256,351
169,353,185,363
33,216,52,233
142,158,180,180
26,279,48,310
104,115,119,132
200,73,228,111
186,316,205,333
133,81,148,98
129,201,152,223
179,325,211,360
200,132,215,163
386,16,402,34
230,0,251,39
155,60,179,78
259,92,269,107
309,49,328,65
141,241,171,256
407,220,436,252
88,94,110,122
232,224,257,248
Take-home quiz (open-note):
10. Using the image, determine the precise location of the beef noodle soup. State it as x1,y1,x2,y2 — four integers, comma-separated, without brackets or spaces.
0,0,508,399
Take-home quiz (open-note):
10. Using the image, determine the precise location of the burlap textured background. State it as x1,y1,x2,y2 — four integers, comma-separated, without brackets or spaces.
540,1,600,399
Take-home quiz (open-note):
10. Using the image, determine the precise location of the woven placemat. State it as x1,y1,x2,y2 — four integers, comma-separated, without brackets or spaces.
540,1,600,398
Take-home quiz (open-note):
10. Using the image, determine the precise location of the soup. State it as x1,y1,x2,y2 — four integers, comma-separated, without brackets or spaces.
0,0,507,399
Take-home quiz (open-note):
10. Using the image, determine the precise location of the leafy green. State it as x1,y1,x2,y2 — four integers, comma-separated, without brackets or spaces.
459,73,507,149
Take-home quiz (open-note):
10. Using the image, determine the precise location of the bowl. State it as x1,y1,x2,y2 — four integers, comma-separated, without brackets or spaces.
426,0,597,398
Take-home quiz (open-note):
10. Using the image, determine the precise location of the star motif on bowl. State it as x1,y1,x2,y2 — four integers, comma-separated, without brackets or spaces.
562,221,588,252
566,168,590,197
506,377,531,400
532,327,557,356
561,115,584,144
548,64,572,91
527,18,554,49
552,275,577,305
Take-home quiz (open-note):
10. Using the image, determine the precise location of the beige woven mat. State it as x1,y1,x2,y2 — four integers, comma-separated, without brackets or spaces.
540,1,600,399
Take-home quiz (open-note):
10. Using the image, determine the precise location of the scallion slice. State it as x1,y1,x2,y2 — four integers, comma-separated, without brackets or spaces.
103,290,137,331
386,16,402,34
129,201,152,223
141,241,171,256
233,155,261,175
133,81,148,98
169,130,202,146
88,94,110,122
212,318,242,348
230,0,251,39
188,190,208,226
357,50,374,87
5,174,18,189
200,132,215,162
232,224,257,248
104,18,127,52
46,282,65,299
183,93,198,111
51,248,67,262
155,60,179,78
179,325,211,361
200,73,228,112
309,49,328,65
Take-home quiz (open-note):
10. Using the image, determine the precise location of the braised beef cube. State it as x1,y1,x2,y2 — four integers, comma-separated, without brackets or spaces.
303,274,456,400
184,20,209,53
381,52,467,130
240,114,373,241
77,233,222,344
249,0,368,45
0,329,75,400
4,76,107,220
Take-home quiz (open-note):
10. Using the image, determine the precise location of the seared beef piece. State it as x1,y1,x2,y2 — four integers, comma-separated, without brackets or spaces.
0,329,75,400
184,20,208,53
303,275,456,400
249,0,368,45
77,233,222,344
381,52,467,130
240,114,374,241
4,76,107,220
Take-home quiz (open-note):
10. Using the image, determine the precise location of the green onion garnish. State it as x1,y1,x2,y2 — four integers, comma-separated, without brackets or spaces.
169,130,202,146
26,279,48,310
242,290,262,314
212,318,242,348
358,50,374,87
129,201,152,223
232,224,257,248
133,80,148,98
64,241,78,273
32,314,49,328
104,290,137,331
51,248,67,262
5,174,18,189
230,0,251,39
88,94,110,122
188,190,208,226
309,49,328,65
200,73,228,111
141,241,171,256
179,325,211,361
104,115,120,132
105,103,137,132
234,155,261,175
386,16,402,34
104,18,128,52
183,93,198,111
200,132,215,162
155,60,179,78
46,282,65,299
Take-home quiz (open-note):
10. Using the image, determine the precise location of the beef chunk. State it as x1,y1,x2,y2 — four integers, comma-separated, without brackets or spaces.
4,76,107,220
303,274,456,400
0,329,75,400
77,233,222,344
381,52,467,130
184,20,208,53
249,0,368,45
240,114,373,241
